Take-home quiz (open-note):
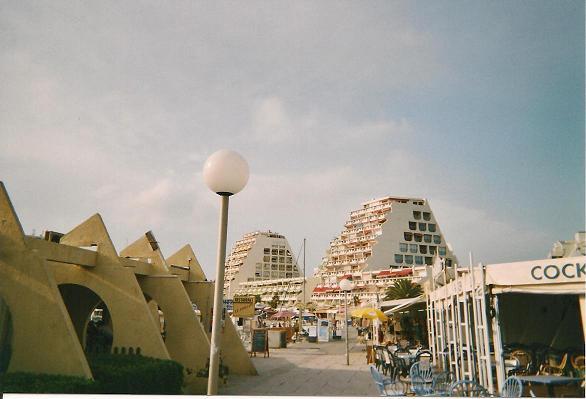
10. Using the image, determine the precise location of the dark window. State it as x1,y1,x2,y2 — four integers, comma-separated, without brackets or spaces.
419,245,427,254
445,259,452,267
415,256,423,265
394,254,404,264
264,248,270,254
424,234,432,243
423,212,431,221
433,235,441,244
425,257,433,265
428,224,437,232
413,211,421,220
414,234,423,242
404,232,413,241
404,255,413,264
429,246,437,255
419,223,426,231
410,244,418,253
409,222,417,230
439,247,446,256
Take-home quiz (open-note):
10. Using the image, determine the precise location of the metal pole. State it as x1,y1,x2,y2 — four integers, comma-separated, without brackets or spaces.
301,238,306,341
207,195,230,395
345,290,349,365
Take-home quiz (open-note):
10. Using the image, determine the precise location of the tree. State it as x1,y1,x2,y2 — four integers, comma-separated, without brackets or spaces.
384,279,422,300
269,294,280,309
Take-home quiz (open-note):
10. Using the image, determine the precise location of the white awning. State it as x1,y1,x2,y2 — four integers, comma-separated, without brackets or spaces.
383,295,425,315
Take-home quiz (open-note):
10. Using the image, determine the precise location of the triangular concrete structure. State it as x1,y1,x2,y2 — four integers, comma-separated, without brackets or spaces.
166,244,207,281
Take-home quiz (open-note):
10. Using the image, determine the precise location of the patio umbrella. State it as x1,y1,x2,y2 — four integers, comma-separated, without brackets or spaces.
351,307,388,321
270,310,296,319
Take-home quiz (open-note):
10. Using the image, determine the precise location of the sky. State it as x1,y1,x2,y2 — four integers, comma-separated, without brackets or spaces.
1,1,584,279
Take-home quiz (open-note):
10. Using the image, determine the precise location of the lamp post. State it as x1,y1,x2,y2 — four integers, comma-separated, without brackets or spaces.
203,149,249,395
339,278,354,366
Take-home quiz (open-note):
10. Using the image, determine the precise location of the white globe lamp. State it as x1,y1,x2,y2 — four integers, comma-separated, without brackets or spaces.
204,149,249,395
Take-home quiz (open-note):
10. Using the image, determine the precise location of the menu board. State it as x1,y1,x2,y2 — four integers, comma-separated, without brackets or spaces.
250,328,269,358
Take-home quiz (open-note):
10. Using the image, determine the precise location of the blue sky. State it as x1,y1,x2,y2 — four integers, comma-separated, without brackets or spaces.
0,1,583,278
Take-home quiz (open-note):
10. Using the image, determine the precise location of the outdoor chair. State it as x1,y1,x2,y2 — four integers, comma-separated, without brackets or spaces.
391,351,410,378
409,360,434,396
369,365,405,396
570,354,585,378
538,352,567,376
381,347,400,379
448,380,489,397
431,371,455,397
374,346,386,372
500,376,523,398
509,349,532,376
416,349,433,363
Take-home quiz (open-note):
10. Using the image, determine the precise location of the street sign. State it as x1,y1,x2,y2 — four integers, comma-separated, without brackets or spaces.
232,296,255,317
223,299,233,312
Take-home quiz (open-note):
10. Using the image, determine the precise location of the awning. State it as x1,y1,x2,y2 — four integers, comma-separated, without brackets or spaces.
383,295,425,315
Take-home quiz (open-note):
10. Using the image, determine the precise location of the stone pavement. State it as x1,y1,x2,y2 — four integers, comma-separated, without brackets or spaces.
218,329,380,396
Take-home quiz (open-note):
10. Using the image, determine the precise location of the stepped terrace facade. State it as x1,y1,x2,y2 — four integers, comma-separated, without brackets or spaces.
311,196,458,307
224,231,301,299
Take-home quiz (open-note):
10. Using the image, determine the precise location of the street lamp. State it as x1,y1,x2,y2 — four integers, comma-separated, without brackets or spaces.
203,149,249,395
339,278,354,366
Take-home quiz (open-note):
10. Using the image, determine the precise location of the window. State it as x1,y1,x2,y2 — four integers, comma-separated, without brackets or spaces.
255,272,261,277
445,259,452,267
429,246,437,255
263,271,270,277
439,247,446,256
423,212,431,221
409,222,417,230
263,255,270,262
419,223,426,231
404,232,413,241
419,245,427,254
399,243,408,252
271,249,278,255
404,255,413,264
433,235,441,244
271,257,278,263
424,234,431,243
286,265,292,271
395,254,404,264
279,265,285,271
410,244,418,253
264,248,270,254
271,264,278,270
279,256,285,263
428,224,436,232
279,249,285,255
256,263,262,271
413,211,421,220
286,272,292,278
425,257,433,265
286,257,292,264
414,233,423,242
415,256,423,265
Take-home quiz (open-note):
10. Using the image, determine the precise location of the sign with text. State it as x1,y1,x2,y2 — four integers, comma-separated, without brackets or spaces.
485,256,586,286
233,296,255,317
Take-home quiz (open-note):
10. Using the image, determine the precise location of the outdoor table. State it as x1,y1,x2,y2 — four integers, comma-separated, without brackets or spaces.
516,375,583,397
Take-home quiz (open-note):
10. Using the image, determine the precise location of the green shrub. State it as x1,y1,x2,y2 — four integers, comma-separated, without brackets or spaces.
0,354,184,394
88,354,184,394
0,372,96,393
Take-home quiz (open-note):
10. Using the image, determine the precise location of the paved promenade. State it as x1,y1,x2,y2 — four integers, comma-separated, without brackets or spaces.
219,329,379,396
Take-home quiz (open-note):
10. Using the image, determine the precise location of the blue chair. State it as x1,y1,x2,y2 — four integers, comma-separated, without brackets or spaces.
501,376,523,398
431,371,455,396
410,360,434,395
369,365,405,396
449,380,489,397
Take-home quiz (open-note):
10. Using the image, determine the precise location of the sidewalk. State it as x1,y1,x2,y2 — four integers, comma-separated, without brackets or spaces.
219,329,379,396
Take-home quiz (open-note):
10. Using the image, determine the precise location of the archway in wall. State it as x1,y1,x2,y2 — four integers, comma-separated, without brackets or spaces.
0,296,12,374
58,284,113,354
144,294,167,342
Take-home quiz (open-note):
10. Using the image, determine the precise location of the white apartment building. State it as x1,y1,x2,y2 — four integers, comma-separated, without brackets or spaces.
311,196,458,307
224,230,302,299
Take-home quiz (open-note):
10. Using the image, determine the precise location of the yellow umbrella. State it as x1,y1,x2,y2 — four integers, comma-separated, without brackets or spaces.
351,307,388,321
